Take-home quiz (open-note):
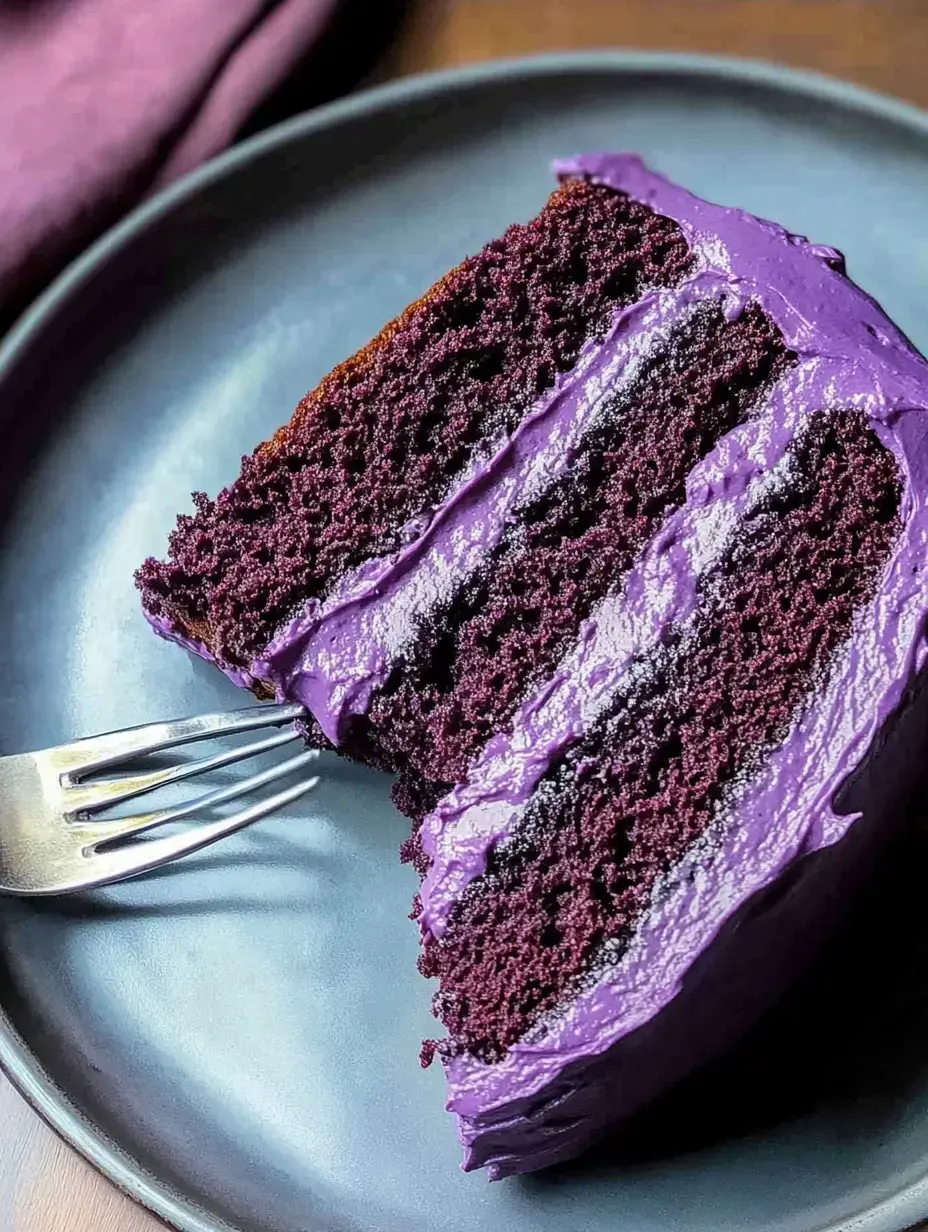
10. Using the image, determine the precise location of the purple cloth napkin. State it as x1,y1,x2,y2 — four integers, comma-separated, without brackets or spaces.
0,0,340,319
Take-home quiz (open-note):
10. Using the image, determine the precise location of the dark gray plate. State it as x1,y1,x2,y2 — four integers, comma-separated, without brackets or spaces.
2,51,928,1232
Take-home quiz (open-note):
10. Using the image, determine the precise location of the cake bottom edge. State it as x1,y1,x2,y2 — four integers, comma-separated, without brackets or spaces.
453,666,928,1180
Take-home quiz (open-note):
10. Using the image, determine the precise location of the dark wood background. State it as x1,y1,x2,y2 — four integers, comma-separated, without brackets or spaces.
4,1,927,1227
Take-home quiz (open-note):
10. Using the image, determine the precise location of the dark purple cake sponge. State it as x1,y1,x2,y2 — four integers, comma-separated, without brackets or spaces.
420,412,901,1062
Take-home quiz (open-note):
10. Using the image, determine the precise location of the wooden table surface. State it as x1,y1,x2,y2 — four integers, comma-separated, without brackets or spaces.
5,2,928,1229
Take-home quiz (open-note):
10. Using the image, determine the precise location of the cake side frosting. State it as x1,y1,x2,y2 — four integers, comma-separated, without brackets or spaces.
417,155,928,1175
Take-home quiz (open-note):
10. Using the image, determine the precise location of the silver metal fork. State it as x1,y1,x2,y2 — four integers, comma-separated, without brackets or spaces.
0,703,319,896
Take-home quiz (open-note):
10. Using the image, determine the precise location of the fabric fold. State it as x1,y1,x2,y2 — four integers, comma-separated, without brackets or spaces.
0,0,342,318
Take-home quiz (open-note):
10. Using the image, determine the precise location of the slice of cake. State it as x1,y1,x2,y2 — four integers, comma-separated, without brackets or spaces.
137,155,928,1179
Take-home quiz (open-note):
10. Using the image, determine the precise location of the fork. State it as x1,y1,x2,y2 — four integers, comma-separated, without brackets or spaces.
0,703,319,896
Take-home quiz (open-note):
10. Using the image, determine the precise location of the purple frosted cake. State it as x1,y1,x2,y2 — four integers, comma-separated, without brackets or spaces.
137,156,928,1178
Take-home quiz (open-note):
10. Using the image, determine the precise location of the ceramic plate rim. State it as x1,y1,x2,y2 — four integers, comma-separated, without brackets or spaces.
3,50,928,1232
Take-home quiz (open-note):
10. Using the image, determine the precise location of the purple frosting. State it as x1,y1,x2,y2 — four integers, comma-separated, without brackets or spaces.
144,155,928,1178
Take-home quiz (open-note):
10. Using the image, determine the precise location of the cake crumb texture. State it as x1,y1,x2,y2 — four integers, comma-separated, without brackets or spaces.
419,412,901,1062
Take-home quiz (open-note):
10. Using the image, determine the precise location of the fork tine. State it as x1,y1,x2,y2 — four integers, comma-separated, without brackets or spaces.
51,703,305,778
66,775,320,893
64,727,303,816
80,749,321,848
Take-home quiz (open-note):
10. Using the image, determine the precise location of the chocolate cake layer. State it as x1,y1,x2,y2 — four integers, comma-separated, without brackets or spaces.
136,180,691,671
421,412,900,1062
350,301,793,822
